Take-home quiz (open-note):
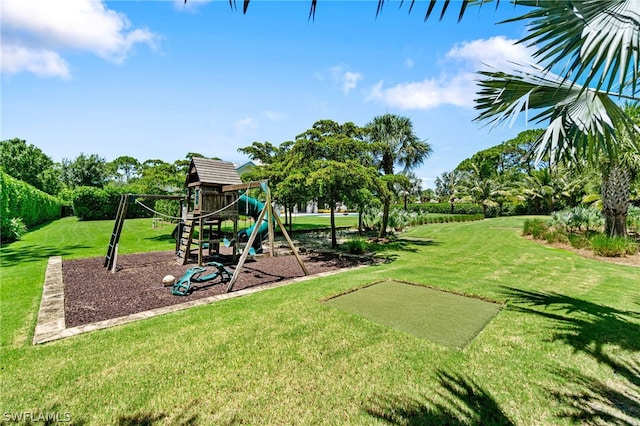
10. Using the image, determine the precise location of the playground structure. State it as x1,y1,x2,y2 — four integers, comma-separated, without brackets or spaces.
104,157,308,293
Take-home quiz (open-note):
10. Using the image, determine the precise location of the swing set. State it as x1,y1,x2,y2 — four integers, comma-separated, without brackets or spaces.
104,158,308,294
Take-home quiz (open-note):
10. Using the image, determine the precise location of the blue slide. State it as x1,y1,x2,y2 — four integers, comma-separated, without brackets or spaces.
237,194,272,252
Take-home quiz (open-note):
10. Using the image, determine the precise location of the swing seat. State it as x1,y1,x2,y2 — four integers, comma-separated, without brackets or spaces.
193,262,233,283
172,266,206,296
172,262,233,296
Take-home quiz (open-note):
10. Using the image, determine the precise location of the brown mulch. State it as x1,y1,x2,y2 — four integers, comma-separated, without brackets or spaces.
64,250,370,328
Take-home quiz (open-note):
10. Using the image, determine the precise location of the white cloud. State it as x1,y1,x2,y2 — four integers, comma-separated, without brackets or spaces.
405,58,415,69
327,65,363,94
366,36,533,110
446,35,535,70
1,0,159,78
233,117,257,135
263,110,286,121
1,44,70,79
342,71,363,94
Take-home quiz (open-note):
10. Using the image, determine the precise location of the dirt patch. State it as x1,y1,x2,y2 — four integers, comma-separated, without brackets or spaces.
64,250,370,328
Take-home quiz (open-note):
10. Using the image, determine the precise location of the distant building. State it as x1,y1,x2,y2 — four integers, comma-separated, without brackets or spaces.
234,161,257,177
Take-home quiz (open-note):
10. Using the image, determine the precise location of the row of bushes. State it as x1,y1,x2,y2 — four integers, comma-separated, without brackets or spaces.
1,171,62,242
398,202,528,218
71,186,181,220
363,208,484,233
523,217,638,257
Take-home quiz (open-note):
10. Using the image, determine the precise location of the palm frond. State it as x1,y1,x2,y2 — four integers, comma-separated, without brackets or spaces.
475,65,640,165
504,0,640,96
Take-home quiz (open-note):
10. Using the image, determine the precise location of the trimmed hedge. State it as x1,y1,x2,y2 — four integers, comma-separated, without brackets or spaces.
1,171,61,241
397,202,529,218
71,186,157,221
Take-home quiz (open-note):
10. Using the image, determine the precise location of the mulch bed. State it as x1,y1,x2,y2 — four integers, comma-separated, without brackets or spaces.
64,250,369,328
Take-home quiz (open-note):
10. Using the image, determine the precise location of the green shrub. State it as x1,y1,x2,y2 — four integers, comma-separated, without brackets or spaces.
523,219,549,240
568,233,591,250
0,217,27,243
0,171,61,241
628,206,640,233
343,237,368,254
72,186,154,220
401,202,528,217
545,229,569,244
591,235,637,257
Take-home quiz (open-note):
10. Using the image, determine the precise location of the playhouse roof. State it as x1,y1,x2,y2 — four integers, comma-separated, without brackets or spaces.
185,157,243,188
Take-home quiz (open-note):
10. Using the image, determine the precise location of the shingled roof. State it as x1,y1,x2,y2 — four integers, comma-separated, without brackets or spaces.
185,157,243,187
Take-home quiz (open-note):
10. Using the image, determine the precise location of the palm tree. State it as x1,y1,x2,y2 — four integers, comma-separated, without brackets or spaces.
396,171,423,211
435,170,462,214
599,103,640,236
473,1,639,166
366,113,432,236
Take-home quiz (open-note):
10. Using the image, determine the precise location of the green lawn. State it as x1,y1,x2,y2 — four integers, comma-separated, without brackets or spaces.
1,216,638,424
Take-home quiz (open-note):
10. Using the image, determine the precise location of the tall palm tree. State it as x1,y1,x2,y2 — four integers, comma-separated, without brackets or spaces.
366,113,432,236
599,103,640,236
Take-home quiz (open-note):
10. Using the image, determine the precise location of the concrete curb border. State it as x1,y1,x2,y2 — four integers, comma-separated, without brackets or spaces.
33,257,366,345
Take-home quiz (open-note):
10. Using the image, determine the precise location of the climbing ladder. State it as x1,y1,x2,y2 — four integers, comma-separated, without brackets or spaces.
104,194,130,270
176,214,195,265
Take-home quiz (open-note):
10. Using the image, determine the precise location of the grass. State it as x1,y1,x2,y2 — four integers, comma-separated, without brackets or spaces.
1,215,639,424
325,280,502,348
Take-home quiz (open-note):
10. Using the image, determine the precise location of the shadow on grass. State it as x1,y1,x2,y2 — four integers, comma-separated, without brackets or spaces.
144,234,176,244
116,410,199,425
0,244,93,267
368,237,439,254
116,412,172,426
548,366,640,425
364,370,513,425
500,287,640,422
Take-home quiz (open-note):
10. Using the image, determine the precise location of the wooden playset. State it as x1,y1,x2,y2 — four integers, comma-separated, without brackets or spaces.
104,157,308,294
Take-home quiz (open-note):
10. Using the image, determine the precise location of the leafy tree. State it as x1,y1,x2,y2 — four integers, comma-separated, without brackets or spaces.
107,155,141,184
395,171,422,210
457,164,499,216
238,141,298,229
286,120,378,247
435,170,462,214
137,159,183,194
366,113,432,236
421,188,436,203
61,153,108,189
456,129,545,179
0,138,61,194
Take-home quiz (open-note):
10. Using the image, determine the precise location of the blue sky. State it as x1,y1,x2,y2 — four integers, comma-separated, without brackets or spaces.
1,0,537,188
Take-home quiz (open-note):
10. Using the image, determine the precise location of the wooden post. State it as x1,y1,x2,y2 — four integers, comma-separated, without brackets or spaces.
227,205,269,292
265,182,275,257
272,211,309,276
111,244,118,274
197,216,204,266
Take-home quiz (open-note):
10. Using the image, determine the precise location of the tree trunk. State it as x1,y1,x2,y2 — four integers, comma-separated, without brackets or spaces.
379,199,390,238
330,204,337,248
601,163,631,237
